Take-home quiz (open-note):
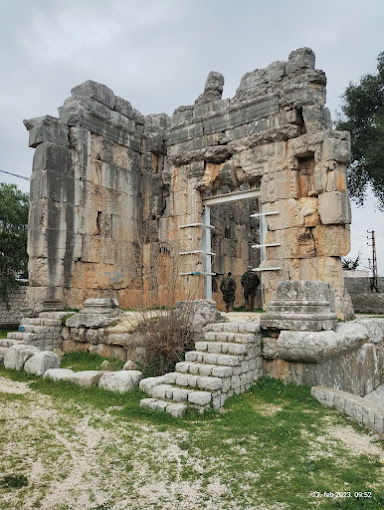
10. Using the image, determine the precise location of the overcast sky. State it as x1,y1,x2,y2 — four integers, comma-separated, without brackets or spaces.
0,0,383,274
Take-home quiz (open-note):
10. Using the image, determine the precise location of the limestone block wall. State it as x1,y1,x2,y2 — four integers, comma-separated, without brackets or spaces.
344,276,384,295
26,47,351,316
263,319,384,396
162,48,351,317
344,277,384,314
61,326,146,363
0,286,29,327
25,83,169,310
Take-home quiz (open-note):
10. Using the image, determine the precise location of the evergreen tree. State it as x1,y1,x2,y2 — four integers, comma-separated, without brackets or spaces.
337,51,384,209
0,183,29,305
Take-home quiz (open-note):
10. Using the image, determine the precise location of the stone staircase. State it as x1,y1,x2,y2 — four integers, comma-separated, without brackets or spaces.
140,322,263,417
2,312,68,351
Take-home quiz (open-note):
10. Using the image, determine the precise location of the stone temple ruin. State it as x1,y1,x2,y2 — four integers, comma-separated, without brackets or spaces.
3,47,384,426
24,47,352,318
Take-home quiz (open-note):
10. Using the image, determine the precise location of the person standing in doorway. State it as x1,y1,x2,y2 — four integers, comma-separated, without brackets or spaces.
241,266,260,311
220,272,236,312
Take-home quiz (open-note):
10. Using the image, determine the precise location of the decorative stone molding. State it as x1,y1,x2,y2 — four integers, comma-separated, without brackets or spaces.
260,280,337,331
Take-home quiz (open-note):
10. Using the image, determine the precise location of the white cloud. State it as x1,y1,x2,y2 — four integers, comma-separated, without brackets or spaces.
0,0,383,273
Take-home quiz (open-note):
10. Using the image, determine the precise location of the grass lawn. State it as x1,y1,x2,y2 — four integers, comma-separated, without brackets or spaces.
0,368,383,509
60,352,124,371
0,330,11,339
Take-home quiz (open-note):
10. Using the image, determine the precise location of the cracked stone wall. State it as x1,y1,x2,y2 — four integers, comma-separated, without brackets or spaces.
25,47,352,317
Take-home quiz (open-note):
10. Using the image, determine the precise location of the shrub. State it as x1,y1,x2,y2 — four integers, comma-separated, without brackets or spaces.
139,301,197,376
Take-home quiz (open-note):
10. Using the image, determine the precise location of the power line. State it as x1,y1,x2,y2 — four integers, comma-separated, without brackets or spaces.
0,168,31,181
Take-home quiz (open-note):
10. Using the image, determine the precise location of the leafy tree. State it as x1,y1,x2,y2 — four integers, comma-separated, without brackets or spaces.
337,51,384,209
0,183,29,305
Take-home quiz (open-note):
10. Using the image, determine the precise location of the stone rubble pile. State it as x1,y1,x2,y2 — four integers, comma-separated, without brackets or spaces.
139,321,262,417
0,339,143,392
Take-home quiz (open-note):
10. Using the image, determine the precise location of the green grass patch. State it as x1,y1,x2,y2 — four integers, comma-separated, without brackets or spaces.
0,330,11,339
0,369,383,509
60,313,75,325
0,474,28,490
60,352,124,371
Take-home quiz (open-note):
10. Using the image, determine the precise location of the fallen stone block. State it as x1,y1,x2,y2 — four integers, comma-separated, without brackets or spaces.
43,368,74,381
24,351,60,375
4,344,40,371
100,360,119,371
123,359,137,370
68,370,104,387
98,370,143,393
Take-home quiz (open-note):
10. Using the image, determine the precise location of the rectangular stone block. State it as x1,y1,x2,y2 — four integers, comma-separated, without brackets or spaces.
318,191,351,225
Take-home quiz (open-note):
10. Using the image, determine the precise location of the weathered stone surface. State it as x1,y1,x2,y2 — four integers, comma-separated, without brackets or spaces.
260,280,337,332
139,376,165,394
351,294,384,314
98,370,142,392
71,80,116,110
264,317,384,396
100,359,119,371
311,385,384,435
24,351,60,375
175,299,223,331
4,345,40,370
0,347,8,362
23,116,68,148
25,47,351,320
318,191,351,225
264,321,368,363
123,359,137,370
68,370,104,387
354,319,384,343
66,298,123,328
88,343,127,361
43,368,74,381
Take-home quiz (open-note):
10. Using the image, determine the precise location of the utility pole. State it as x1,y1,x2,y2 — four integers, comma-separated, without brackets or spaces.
367,230,380,292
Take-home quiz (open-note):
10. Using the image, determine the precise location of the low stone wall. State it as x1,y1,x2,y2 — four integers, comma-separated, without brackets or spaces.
262,319,384,396
344,276,384,294
61,299,223,364
311,386,384,435
350,294,384,314
0,286,29,327
61,325,146,363
343,276,384,314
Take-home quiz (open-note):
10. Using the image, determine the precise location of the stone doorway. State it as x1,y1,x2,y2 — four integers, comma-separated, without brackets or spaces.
201,189,263,310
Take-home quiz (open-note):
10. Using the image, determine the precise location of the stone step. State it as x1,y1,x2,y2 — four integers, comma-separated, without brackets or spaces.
139,376,165,394
22,318,62,327
184,350,241,366
0,338,17,348
39,311,69,319
204,322,260,334
203,331,257,344
22,325,61,334
7,332,40,342
195,341,248,355
140,398,187,418
175,361,233,378
148,383,213,406
163,372,223,391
